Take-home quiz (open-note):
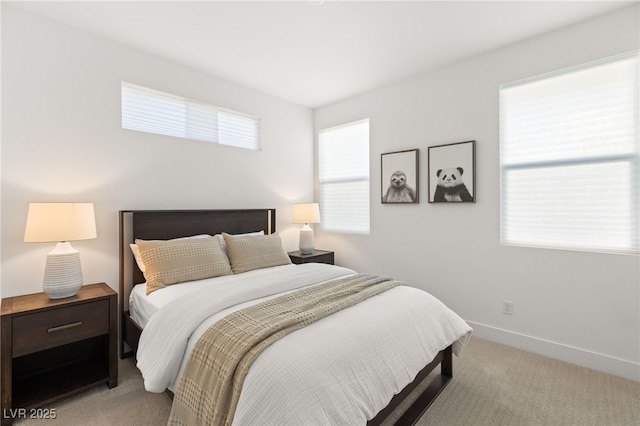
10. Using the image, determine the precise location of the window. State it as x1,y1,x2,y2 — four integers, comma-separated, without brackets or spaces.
500,52,639,254
121,82,260,150
318,119,370,234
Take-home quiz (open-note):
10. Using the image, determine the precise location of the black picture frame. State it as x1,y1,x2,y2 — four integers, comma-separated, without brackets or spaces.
428,140,476,203
381,149,419,204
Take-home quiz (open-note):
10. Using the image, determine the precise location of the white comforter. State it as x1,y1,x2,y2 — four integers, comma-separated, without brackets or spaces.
137,263,472,425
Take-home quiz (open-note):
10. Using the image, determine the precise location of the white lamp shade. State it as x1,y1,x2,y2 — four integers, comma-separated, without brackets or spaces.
293,203,320,224
24,203,97,242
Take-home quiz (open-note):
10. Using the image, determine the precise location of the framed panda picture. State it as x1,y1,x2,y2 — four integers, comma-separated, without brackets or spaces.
428,140,475,203
381,149,419,204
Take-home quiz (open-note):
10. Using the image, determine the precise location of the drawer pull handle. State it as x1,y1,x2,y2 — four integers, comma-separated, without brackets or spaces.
48,321,83,333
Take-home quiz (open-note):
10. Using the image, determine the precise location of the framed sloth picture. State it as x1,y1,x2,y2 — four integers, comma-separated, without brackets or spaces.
381,149,419,204
428,140,475,203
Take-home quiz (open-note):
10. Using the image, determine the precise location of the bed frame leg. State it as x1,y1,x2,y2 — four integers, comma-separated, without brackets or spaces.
368,345,453,426
442,345,453,377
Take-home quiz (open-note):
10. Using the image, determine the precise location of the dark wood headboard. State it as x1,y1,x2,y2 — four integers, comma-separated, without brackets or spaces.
117,209,275,357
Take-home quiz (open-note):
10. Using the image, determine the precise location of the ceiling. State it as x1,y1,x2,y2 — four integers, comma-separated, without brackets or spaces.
8,1,635,108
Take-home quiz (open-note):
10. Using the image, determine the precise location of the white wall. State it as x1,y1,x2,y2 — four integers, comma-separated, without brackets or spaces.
1,6,314,298
314,5,640,381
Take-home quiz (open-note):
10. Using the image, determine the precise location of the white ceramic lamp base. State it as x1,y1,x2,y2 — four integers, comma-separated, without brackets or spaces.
43,242,83,299
298,225,315,255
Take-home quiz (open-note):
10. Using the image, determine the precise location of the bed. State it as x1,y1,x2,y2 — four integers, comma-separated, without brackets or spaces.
118,209,471,425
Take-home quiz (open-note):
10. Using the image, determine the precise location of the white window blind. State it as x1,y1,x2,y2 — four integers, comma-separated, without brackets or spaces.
218,109,260,150
500,52,639,254
318,119,370,234
121,82,260,150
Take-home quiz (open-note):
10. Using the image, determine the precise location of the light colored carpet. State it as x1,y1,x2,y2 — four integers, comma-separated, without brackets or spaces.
15,337,640,425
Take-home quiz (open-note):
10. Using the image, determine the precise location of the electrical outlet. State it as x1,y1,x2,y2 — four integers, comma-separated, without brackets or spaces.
502,300,514,315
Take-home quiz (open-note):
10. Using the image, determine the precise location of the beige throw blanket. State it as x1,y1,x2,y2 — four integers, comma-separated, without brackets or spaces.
168,273,400,426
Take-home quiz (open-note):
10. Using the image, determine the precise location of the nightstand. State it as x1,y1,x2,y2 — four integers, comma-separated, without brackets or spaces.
288,249,335,265
1,283,117,424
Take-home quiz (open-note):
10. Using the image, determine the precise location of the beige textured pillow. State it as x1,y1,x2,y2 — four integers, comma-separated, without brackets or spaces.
130,234,211,273
215,230,264,255
223,232,291,274
136,236,232,294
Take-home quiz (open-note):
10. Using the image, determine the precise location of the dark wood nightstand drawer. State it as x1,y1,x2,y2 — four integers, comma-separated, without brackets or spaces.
12,300,109,357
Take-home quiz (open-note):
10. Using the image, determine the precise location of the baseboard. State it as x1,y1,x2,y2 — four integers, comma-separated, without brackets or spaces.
467,320,640,382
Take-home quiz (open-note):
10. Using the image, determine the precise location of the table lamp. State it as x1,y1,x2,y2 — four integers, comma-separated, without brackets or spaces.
24,203,97,299
293,203,320,255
